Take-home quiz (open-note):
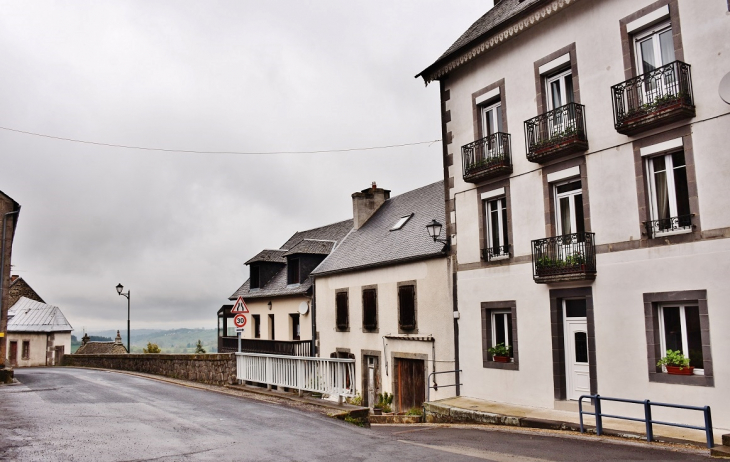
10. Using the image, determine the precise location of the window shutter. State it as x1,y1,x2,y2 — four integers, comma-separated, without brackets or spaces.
398,285,416,330
336,292,349,330
362,289,377,330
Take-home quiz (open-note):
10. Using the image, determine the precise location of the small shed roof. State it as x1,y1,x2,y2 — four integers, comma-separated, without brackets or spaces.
7,297,73,333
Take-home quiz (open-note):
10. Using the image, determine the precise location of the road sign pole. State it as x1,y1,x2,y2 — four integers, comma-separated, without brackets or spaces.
237,330,241,354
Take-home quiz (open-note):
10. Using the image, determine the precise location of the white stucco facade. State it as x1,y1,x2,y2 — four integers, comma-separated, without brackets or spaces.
315,257,456,410
6,332,71,367
234,297,312,342
429,0,730,430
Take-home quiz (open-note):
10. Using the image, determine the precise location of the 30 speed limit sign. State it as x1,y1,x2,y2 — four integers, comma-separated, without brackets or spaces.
233,314,247,328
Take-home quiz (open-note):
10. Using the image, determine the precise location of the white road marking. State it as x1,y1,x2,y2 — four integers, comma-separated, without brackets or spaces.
398,440,556,462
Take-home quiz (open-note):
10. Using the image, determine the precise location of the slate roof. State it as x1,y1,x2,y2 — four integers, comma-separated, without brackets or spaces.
282,239,336,257
311,181,446,276
75,342,128,355
417,0,543,80
230,219,353,300
245,249,287,265
7,297,73,333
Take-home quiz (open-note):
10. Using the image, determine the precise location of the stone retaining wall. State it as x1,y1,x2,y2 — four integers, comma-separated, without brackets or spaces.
62,353,236,386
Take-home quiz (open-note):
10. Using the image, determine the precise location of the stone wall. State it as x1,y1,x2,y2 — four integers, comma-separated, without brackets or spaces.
62,353,236,386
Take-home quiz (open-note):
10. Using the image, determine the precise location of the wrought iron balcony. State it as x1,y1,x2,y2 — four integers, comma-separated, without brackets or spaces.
524,102,588,163
531,232,596,283
644,214,694,239
482,244,510,261
612,61,695,136
218,337,311,356
462,132,513,183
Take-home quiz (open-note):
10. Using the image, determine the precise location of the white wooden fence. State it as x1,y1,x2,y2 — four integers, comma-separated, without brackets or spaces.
235,352,356,398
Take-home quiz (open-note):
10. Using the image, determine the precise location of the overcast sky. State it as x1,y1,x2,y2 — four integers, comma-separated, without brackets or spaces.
0,1,491,333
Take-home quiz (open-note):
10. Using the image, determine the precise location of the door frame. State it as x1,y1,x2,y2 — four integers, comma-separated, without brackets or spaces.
549,287,597,401
563,300,589,401
361,350,381,409
391,352,428,413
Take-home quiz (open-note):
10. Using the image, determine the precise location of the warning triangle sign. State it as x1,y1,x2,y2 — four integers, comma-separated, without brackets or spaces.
231,296,250,313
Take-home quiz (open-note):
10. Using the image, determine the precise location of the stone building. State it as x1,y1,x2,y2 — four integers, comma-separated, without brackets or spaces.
74,330,128,355
418,0,730,428
7,275,44,307
6,297,73,367
0,189,20,376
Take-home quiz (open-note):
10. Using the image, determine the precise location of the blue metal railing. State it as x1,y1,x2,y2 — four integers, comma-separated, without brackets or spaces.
422,370,462,422
579,394,714,448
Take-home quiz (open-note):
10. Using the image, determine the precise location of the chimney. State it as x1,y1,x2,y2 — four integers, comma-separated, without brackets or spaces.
10,275,19,282
114,330,123,344
352,182,390,230
81,333,90,345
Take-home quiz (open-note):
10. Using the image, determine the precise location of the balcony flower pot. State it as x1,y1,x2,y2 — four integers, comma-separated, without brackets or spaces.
487,343,512,363
492,355,510,363
373,407,383,416
666,365,694,375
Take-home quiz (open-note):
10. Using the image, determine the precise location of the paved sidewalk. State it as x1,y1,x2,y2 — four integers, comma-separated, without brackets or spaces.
426,396,729,447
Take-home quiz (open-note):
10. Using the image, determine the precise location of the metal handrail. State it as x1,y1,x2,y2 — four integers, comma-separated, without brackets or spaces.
461,132,512,181
531,232,596,279
524,102,587,161
643,213,694,239
422,369,462,422
578,394,714,448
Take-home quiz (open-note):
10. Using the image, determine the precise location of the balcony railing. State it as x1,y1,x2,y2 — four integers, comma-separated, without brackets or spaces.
524,102,588,163
462,132,512,183
482,244,510,261
612,61,694,135
219,337,311,356
531,232,596,283
644,214,694,239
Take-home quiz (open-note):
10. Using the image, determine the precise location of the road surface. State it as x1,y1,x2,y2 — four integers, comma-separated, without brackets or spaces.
0,368,709,461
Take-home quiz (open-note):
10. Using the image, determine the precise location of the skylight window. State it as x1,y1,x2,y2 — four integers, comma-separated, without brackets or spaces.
391,214,413,231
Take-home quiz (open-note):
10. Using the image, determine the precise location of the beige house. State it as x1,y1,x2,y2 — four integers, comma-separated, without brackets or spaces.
312,181,456,412
220,219,352,355
6,297,73,367
418,0,730,428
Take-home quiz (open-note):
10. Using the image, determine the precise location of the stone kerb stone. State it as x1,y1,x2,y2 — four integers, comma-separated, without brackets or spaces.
62,353,237,386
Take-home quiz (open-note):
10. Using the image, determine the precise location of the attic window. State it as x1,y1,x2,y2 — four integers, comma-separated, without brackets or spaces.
391,214,413,231
250,265,260,289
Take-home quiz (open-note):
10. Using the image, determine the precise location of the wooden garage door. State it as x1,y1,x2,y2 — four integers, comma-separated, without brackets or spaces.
395,358,425,413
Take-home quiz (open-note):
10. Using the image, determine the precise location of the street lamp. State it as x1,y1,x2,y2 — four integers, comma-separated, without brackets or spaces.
116,283,130,353
425,219,451,251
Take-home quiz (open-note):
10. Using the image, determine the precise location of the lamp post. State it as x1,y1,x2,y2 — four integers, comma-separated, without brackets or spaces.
116,283,130,353
425,219,451,251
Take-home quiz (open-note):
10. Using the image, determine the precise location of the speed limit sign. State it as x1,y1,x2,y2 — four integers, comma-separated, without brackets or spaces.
233,314,247,328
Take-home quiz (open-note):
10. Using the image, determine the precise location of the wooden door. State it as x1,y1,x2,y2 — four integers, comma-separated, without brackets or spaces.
9,341,17,367
395,358,425,413
55,346,65,366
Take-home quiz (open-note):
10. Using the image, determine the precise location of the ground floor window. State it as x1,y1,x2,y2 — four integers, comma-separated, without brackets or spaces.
480,301,518,370
22,341,30,360
658,304,704,372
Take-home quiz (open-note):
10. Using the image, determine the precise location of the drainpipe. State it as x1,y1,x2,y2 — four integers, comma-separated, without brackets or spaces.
0,209,20,370
310,278,317,357
452,266,461,396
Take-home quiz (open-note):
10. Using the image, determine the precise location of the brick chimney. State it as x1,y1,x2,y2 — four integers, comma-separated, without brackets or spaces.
352,182,390,230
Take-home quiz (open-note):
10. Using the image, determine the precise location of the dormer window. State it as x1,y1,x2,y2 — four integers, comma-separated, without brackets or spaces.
288,258,300,284
391,214,413,231
250,265,260,289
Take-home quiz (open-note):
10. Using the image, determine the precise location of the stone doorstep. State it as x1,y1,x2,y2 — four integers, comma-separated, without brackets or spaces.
423,402,715,450
712,445,730,459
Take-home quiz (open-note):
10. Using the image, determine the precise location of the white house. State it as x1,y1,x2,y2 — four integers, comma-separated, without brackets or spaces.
312,181,456,412
418,0,730,428
6,297,73,367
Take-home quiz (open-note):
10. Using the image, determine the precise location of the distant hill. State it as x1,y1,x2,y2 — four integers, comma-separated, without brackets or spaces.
73,328,218,354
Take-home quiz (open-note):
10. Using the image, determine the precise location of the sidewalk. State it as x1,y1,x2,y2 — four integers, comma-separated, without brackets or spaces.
425,396,729,448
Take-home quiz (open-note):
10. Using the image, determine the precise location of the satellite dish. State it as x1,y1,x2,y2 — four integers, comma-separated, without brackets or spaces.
720,72,730,105
298,301,309,315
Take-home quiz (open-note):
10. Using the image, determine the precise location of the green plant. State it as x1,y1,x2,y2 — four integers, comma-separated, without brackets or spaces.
143,342,161,354
406,407,423,416
487,343,511,357
194,339,206,354
376,392,393,413
346,393,363,406
656,349,690,369
343,415,367,427
564,252,586,266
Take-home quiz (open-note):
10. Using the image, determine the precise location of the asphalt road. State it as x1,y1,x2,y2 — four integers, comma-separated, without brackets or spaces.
0,368,710,461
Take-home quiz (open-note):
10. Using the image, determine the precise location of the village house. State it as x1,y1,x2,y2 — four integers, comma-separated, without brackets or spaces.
6,297,73,367
7,275,44,307
418,0,730,428
74,330,128,355
219,219,352,355
311,181,455,412
0,189,20,378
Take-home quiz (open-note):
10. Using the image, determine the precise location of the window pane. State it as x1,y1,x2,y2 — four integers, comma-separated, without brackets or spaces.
490,202,500,248
556,180,581,194
575,332,588,363
560,197,572,235
506,314,513,357
398,285,416,330
662,306,683,352
565,74,574,104
496,105,503,133
640,38,656,72
659,29,675,65
684,306,704,369
653,170,670,221
501,199,509,248
486,109,495,136
574,193,585,235
565,299,587,318
227,318,236,337
551,80,562,108
494,313,506,346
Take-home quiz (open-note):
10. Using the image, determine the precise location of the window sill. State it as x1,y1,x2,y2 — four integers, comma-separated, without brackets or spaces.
652,228,692,238
482,360,519,371
649,371,713,387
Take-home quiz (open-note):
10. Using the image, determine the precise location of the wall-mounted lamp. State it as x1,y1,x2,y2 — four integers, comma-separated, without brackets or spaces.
425,219,451,251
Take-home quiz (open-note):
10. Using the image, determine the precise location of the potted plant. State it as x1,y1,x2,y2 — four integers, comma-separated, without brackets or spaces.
488,343,512,363
374,392,393,414
657,349,694,375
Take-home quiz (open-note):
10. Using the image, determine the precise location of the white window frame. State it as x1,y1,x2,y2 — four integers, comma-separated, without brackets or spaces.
480,100,503,138
634,21,674,75
554,179,582,236
657,304,703,375
545,68,574,111
645,149,691,237
484,197,509,260
491,310,513,361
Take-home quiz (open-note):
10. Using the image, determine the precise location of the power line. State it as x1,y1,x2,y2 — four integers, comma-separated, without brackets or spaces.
0,125,441,155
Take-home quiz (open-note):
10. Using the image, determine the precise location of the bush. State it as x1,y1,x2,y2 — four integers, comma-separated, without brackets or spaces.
657,349,690,369
195,340,206,354
143,342,161,354
346,393,363,406
487,343,511,357
406,407,422,416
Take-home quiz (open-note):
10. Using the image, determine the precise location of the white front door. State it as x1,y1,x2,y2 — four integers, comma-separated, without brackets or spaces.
564,299,590,401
